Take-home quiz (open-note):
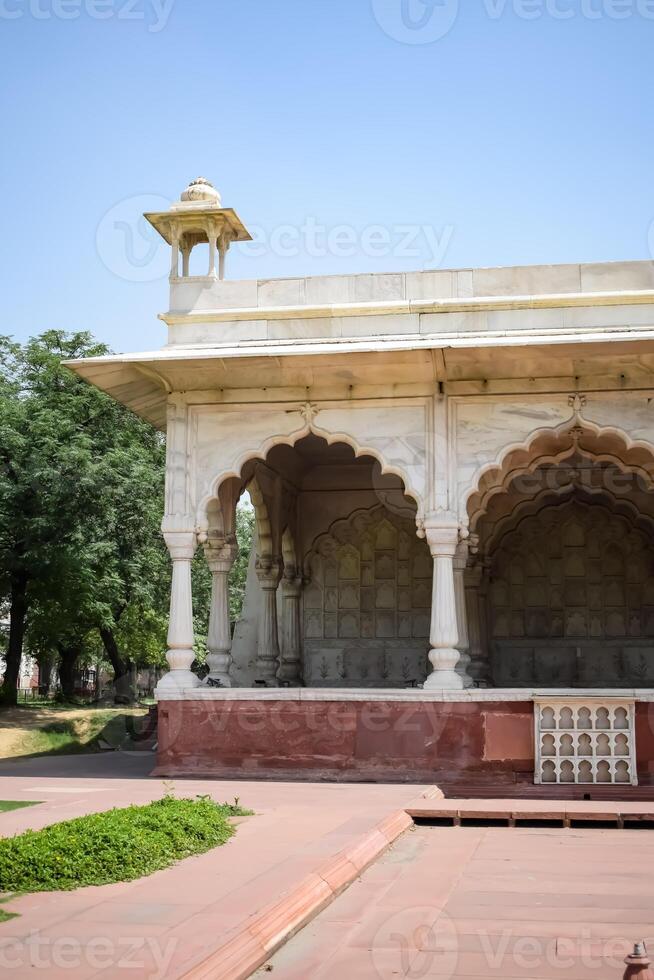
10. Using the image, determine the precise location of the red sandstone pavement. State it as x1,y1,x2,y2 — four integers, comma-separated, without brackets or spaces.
1,754,654,978
258,824,654,979
0,752,432,978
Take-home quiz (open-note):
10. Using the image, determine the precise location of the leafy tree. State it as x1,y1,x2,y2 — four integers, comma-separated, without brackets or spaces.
0,331,257,705
230,506,254,623
0,331,168,705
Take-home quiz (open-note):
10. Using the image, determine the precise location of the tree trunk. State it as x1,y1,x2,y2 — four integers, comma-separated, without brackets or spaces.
1,572,28,706
57,645,81,701
36,656,53,698
100,627,137,705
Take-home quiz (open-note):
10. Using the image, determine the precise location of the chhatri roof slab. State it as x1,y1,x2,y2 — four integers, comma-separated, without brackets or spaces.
64,255,654,429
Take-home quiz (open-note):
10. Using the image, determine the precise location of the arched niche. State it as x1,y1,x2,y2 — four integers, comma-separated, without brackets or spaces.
465,422,654,689
487,498,654,687
302,505,432,688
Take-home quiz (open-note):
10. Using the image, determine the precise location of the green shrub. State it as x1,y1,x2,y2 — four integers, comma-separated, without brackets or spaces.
0,796,249,894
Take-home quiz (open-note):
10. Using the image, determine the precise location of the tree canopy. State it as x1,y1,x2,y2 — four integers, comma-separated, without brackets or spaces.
0,331,168,703
0,330,254,705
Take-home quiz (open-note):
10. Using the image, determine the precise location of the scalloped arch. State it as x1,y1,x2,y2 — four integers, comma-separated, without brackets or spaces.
246,476,273,558
465,418,654,534
485,483,654,555
196,423,423,528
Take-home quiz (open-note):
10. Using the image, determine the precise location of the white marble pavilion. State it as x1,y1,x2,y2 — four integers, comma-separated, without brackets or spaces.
67,178,654,785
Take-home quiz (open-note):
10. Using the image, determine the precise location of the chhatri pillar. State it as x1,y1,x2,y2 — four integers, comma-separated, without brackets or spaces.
204,539,238,687
278,569,304,685
159,530,201,691
255,555,283,686
423,514,463,690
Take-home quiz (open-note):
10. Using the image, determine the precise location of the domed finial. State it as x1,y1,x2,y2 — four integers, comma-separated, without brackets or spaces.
179,177,222,207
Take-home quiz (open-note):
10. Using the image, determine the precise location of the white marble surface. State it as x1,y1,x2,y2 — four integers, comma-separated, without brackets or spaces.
154,686,654,703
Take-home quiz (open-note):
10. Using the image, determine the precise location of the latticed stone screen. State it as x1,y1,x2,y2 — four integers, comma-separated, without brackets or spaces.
534,698,637,785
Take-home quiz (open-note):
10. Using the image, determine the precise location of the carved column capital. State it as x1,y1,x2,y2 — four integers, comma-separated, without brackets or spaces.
204,539,239,574
423,512,460,558
282,573,303,599
255,555,283,590
163,530,197,562
453,539,469,572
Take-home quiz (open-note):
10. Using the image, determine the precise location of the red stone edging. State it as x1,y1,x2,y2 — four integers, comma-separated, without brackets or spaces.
181,786,441,980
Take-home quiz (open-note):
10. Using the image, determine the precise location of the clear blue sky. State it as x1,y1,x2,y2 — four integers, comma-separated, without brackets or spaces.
1,0,653,352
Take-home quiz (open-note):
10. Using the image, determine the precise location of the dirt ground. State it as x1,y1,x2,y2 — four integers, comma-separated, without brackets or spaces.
0,705,148,759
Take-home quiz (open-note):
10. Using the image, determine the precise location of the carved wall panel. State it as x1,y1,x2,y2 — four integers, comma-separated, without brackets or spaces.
303,507,431,687
489,499,654,687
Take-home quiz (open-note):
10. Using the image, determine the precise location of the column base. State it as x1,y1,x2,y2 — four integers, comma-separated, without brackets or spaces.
456,652,475,689
424,646,465,690
255,672,280,687
423,672,465,691
277,665,303,686
156,669,201,694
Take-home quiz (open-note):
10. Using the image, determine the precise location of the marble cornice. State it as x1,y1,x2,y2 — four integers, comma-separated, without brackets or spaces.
160,288,654,325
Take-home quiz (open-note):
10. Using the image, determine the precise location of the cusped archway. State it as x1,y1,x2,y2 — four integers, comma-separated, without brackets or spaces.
205,434,427,688
465,423,654,688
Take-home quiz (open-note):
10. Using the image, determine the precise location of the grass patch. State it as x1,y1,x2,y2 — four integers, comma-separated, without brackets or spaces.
0,801,40,813
0,706,149,760
0,795,251,894
25,711,139,755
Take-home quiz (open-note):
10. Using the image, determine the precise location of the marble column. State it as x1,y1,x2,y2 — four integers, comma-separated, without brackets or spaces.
466,559,493,687
169,235,180,279
278,570,304,686
207,236,217,277
204,541,238,687
255,556,283,686
218,235,230,281
159,531,201,691
454,542,474,688
423,516,463,690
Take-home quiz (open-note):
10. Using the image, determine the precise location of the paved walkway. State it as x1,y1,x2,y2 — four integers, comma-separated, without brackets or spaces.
0,753,430,978
260,823,654,979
